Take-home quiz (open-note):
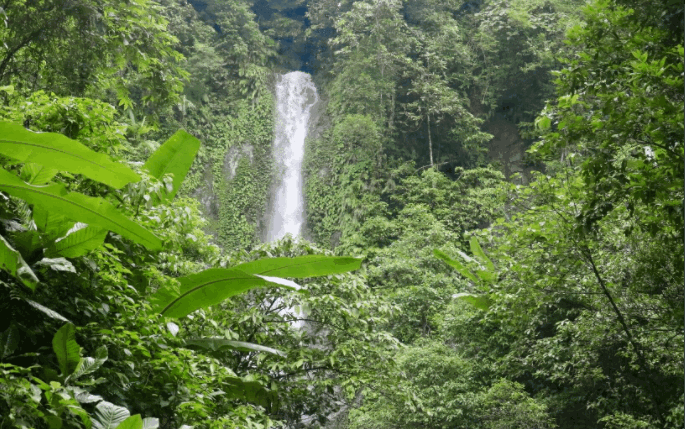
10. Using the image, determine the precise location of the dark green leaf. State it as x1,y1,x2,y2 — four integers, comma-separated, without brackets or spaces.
25,299,71,323
52,323,81,377
0,324,19,360
0,233,38,290
224,376,278,412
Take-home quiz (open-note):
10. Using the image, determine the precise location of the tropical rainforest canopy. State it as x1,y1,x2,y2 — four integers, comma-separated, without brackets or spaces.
0,0,683,428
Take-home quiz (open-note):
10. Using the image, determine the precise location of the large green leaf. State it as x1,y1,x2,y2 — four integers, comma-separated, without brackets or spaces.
184,338,286,356
224,376,278,412
0,233,38,290
47,224,108,258
52,323,81,377
33,206,73,241
20,163,58,185
92,401,130,429
143,130,201,200
152,269,278,318
469,238,495,271
114,415,143,429
433,249,478,283
452,293,493,311
233,255,363,278
0,168,161,250
0,122,140,189
67,345,108,383
153,256,362,318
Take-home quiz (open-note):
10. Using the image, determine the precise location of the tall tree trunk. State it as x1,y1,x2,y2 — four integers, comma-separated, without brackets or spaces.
427,112,433,168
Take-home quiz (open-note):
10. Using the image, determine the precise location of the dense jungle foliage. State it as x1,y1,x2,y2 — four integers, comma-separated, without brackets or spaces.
0,0,682,428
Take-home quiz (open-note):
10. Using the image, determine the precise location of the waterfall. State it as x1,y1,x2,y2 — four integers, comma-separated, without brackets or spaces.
267,71,319,241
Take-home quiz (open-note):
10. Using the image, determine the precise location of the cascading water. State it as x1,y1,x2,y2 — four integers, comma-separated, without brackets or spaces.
267,71,319,241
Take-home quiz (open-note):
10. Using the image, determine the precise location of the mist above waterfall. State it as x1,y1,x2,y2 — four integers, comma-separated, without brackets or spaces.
267,72,319,241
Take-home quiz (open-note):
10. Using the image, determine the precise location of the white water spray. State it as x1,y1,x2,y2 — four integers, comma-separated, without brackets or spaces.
267,72,319,241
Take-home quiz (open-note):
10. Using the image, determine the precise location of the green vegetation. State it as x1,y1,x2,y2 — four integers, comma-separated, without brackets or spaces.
0,0,682,427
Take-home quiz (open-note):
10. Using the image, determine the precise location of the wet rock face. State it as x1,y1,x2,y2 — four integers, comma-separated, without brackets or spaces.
192,167,218,219
484,117,531,184
223,144,255,181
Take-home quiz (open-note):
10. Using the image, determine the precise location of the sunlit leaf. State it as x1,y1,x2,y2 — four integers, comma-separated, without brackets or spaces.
452,293,492,311
433,249,478,283
20,163,58,185
469,238,495,271
47,224,108,258
36,257,76,273
143,130,201,200
0,122,140,189
233,255,363,278
0,169,161,250
152,269,273,318
114,415,143,429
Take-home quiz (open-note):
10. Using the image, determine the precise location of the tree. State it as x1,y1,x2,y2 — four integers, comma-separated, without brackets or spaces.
531,0,684,237
0,0,187,110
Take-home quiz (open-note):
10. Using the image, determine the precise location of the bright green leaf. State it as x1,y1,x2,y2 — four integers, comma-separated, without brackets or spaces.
33,206,72,241
433,249,478,283
0,168,161,250
153,269,274,318
143,130,201,201
453,293,492,311
20,163,58,185
233,255,363,278
469,238,495,271
0,122,140,189
47,224,108,258
114,415,143,429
